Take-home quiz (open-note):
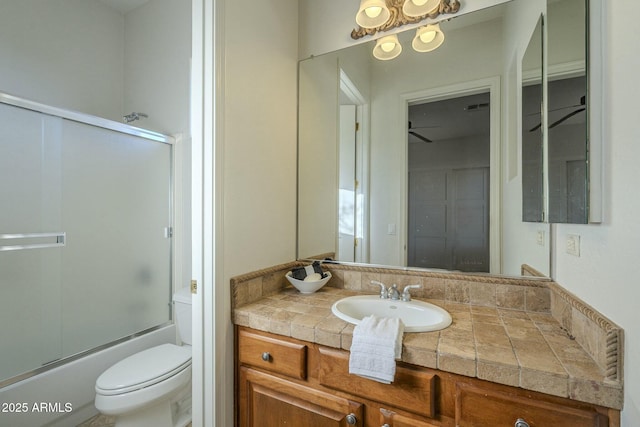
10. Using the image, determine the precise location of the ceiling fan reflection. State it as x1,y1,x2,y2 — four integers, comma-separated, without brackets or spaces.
408,121,434,143
529,95,586,132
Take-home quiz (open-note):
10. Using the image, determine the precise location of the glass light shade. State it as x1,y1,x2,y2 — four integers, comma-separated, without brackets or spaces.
402,0,440,18
419,29,436,43
412,23,445,52
365,6,382,18
373,34,402,60
356,0,390,29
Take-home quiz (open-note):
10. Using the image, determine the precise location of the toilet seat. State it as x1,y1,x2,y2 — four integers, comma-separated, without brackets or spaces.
96,343,191,396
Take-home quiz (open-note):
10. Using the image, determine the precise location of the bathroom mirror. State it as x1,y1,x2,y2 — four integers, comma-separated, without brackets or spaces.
521,16,544,223
546,0,588,223
523,0,590,224
298,0,554,277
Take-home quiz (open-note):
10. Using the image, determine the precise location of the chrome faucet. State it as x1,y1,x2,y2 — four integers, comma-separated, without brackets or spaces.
370,281,402,300
387,284,401,300
401,284,422,301
371,280,388,299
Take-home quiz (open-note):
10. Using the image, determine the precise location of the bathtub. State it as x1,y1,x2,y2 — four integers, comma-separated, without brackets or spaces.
0,325,176,427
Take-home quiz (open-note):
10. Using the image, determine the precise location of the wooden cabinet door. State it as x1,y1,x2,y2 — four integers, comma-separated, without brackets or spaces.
455,382,608,427
239,367,364,427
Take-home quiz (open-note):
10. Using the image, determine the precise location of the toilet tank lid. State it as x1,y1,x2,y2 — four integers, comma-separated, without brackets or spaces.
173,286,192,304
96,343,191,394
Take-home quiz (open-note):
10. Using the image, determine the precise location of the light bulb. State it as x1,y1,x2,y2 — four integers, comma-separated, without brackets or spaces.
412,0,428,6
419,30,437,43
365,6,382,18
381,41,396,52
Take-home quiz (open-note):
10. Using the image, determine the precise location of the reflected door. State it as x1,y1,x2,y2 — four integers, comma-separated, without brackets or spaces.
408,168,489,272
338,105,357,262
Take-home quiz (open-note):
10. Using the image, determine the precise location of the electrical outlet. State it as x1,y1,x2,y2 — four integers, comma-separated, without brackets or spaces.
536,230,545,246
566,234,580,256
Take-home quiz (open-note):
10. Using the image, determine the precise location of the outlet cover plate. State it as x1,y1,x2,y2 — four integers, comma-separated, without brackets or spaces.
566,234,580,256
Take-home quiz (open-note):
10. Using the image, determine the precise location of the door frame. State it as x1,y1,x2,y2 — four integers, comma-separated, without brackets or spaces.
399,77,501,274
339,69,369,263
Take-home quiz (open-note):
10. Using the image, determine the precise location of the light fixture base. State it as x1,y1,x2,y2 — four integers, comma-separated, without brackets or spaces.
351,0,460,40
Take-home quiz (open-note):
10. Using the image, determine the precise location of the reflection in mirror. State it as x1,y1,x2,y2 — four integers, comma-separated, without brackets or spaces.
338,71,368,262
298,0,549,277
547,0,587,223
521,16,544,223
408,93,490,272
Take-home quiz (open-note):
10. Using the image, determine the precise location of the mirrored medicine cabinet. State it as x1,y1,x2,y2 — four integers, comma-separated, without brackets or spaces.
522,0,602,225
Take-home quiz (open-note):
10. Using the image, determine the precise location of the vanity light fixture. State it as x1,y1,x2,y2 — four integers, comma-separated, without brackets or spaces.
371,23,445,60
356,0,391,29
351,0,459,40
412,23,445,52
373,34,403,60
402,0,440,18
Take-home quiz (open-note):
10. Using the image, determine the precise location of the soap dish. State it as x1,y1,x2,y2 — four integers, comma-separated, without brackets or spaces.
285,271,332,294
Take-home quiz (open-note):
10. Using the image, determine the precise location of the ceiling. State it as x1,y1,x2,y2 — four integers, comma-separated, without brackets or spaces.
408,92,490,144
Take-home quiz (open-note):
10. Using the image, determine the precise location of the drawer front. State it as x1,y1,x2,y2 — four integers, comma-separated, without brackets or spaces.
318,347,436,419
455,382,608,427
238,329,307,380
239,367,364,427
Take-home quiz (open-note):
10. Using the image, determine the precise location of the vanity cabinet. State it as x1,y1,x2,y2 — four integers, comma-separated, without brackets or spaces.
235,327,616,427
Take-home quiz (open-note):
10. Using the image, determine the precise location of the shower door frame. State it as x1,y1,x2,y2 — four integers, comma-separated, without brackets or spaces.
0,92,178,388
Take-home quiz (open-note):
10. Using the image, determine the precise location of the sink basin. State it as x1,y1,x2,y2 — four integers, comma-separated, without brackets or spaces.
331,295,452,333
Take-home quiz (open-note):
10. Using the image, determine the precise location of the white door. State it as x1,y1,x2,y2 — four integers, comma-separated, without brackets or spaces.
338,105,357,262
408,167,489,272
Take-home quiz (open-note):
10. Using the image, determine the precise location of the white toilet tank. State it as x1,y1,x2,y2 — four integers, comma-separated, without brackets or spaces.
172,286,192,345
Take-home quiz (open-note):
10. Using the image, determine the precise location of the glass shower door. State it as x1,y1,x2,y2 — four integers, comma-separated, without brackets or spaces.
0,100,173,385
0,104,64,380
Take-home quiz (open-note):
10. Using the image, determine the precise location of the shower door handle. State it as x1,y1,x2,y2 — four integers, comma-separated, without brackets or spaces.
0,232,66,251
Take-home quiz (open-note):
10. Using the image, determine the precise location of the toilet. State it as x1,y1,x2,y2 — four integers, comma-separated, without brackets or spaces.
94,286,192,427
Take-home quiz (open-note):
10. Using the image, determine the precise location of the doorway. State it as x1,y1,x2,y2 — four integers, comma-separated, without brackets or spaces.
407,92,491,272
337,70,368,263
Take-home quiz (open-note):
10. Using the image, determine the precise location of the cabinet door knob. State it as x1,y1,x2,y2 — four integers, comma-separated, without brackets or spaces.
261,352,271,362
381,424,390,427
515,419,530,427
345,413,357,425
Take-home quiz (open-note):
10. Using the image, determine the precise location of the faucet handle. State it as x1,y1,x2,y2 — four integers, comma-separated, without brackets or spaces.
371,280,387,299
387,284,401,300
401,284,422,301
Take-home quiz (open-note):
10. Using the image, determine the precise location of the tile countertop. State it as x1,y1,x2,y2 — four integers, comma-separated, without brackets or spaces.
233,286,623,410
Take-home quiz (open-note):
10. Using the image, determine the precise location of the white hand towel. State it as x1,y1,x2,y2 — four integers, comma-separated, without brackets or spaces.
349,315,405,384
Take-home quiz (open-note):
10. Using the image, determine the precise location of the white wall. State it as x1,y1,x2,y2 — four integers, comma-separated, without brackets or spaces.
552,1,640,424
217,0,299,424
124,0,191,136
222,0,298,289
0,0,124,121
